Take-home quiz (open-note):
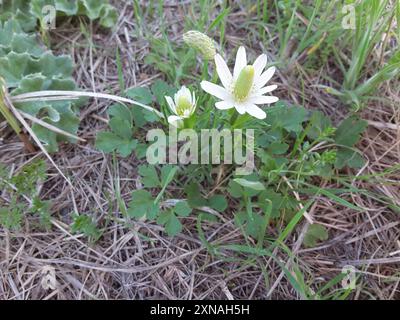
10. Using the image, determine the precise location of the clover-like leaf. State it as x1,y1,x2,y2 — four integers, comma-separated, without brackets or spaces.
151,80,175,106
334,116,367,169
96,132,137,157
157,210,182,236
125,87,158,127
138,165,161,188
208,195,228,212
127,190,159,220
174,200,192,217
96,104,138,157
185,183,207,207
266,102,308,134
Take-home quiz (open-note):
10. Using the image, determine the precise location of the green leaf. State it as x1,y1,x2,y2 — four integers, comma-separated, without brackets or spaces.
334,116,367,169
126,87,153,104
334,116,367,147
0,206,23,230
185,183,207,207
307,111,332,141
108,104,133,123
157,210,182,236
109,118,133,140
303,224,328,247
96,132,137,157
71,213,101,242
151,80,175,105
125,87,158,126
266,102,308,134
98,4,119,28
127,190,159,220
160,165,178,186
138,165,160,188
233,178,265,191
174,200,192,217
234,211,265,238
335,148,365,169
227,179,261,198
268,142,289,155
258,189,297,219
135,142,148,159
208,195,228,212
95,104,137,157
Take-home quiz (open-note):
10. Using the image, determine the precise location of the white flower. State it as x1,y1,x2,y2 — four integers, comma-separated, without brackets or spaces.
200,46,279,119
165,86,196,127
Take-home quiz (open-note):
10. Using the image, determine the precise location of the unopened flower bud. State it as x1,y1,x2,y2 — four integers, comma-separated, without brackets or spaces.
183,30,217,60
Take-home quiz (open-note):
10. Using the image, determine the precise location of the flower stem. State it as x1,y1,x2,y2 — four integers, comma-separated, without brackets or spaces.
201,61,209,80
229,110,239,126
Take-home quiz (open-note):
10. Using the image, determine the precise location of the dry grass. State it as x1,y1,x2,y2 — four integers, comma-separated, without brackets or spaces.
0,1,399,300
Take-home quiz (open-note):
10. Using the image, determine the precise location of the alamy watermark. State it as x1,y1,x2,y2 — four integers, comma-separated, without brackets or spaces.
341,265,357,290
0,2,57,30
41,5,57,30
146,126,255,175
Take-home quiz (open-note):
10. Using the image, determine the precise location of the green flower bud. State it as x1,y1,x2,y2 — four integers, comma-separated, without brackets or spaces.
183,30,216,60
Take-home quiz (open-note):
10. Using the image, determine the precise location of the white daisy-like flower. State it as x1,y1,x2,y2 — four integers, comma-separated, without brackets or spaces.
165,86,196,127
200,46,279,119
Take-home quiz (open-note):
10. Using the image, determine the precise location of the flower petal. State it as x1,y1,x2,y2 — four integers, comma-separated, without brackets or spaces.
245,103,266,119
249,95,279,105
233,102,247,114
215,54,233,89
233,46,247,79
253,54,267,78
165,96,176,114
168,115,184,127
215,100,234,110
256,85,278,95
192,91,196,106
201,81,230,100
255,66,276,89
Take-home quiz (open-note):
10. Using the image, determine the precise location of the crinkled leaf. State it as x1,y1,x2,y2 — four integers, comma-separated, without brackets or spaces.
303,224,328,247
334,116,367,147
266,102,308,134
335,148,365,169
307,111,332,141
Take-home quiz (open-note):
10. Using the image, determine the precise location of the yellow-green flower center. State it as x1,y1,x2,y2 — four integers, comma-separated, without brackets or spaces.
233,65,254,102
176,95,192,116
